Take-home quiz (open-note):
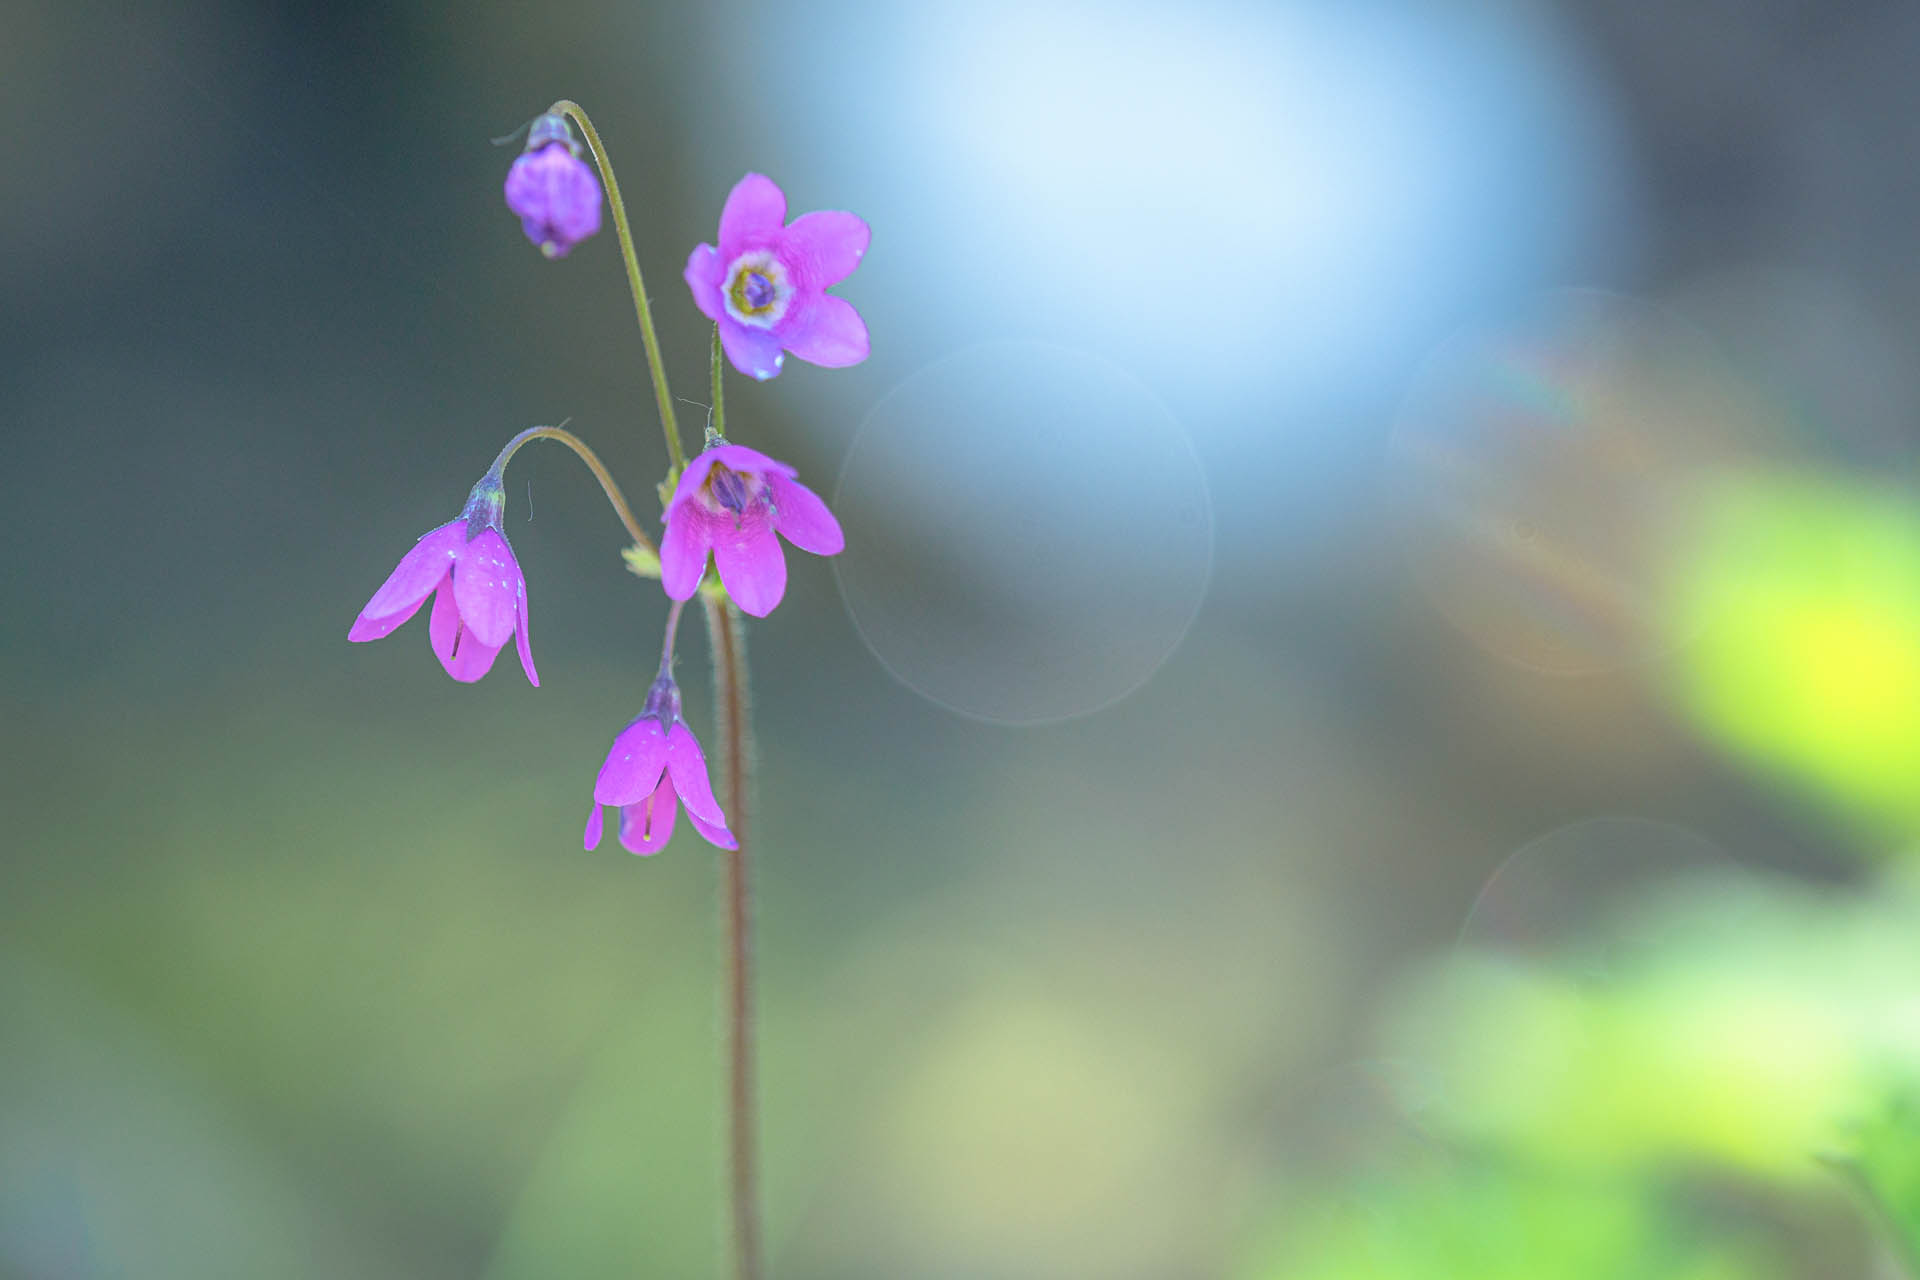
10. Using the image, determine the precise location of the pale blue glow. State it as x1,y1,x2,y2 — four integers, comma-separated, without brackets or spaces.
740,1,1635,424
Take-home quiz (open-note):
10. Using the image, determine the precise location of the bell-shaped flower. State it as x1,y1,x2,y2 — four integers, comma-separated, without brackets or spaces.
584,676,736,854
504,113,603,259
684,173,869,380
660,442,844,617
349,474,538,685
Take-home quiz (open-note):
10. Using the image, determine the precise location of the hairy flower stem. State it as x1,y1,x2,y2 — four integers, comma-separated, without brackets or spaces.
490,424,656,556
701,320,760,1280
546,100,687,476
704,593,760,1280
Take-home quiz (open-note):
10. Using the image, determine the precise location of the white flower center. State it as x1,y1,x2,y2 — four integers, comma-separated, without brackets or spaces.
722,251,790,328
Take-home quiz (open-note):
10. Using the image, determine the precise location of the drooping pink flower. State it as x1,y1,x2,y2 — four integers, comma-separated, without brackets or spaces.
504,113,603,259
684,173,870,380
349,475,538,685
660,442,845,617
584,676,736,855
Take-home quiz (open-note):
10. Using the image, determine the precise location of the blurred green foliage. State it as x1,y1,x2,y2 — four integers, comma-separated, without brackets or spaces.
1829,1087,1920,1275
1271,864,1920,1277
1241,1163,1781,1280
1665,471,1920,842
1382,868,1920,1179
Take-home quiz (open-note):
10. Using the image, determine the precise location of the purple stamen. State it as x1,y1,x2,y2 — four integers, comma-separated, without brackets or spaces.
710,465,755,517
743,271,774,310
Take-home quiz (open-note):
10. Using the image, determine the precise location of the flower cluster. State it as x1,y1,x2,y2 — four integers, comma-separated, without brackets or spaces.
351,126,867,859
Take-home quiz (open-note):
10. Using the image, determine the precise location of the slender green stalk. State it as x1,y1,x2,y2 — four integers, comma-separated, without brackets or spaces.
490,424,655,556
709,324,726,447
704,592,758,1280
656,597,685,678
547,100,686,475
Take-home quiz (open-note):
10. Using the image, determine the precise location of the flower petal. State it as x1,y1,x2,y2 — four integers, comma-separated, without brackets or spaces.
505,145,602,257
684,243,725,322
660,504,715,601
712,521,787,617
663,722,727,828
515,579,539,687
617,775,679,855
595,717,668,806
702,443,795,480
429,580,459,665
449,638,505,683
452,529,523,648
349,522,463,640
782,210,870,288
782,294,869,369
428,582,504,681
719,319,786,381
768,474,845,556
686,808,738,851
666,449,725,509
584,804,605,851
717,173,787,249
347,577,438,643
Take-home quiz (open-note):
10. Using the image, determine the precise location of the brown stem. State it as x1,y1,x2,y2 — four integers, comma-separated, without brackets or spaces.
704,594,760,1280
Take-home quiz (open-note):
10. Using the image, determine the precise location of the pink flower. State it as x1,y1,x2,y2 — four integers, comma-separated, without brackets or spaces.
349,476,538,685
684,173,870,380
504,114,602,259
584,676,736,854
661,442,845,617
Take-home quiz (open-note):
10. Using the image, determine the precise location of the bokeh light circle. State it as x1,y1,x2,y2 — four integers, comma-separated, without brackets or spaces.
834,343,1212,724
1460,816,1735,974
1389,290,1769,674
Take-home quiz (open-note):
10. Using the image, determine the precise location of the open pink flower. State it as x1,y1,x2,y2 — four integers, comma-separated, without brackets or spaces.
660,442,845,617
684,173,870,380
584,676,736,855
349,476,538,685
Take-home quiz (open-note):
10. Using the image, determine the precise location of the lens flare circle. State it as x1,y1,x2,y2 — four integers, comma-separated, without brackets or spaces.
834,342,1213,725
1460,815,1735,970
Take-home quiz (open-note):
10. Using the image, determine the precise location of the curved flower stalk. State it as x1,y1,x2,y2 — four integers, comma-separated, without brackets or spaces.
685,173,870,380
349,425,654,688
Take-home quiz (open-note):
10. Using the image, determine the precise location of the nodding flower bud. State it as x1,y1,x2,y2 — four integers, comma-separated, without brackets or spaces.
504,113,603,259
